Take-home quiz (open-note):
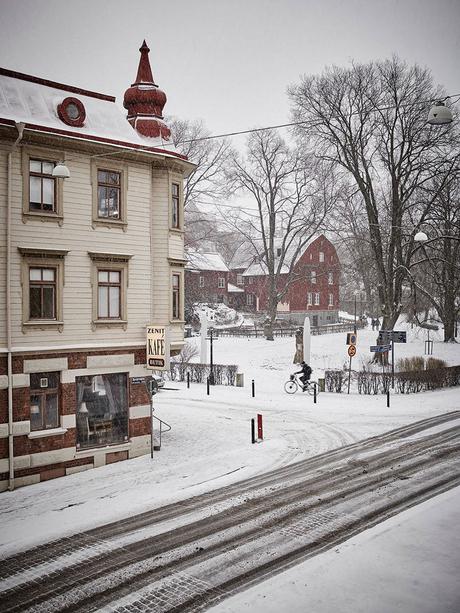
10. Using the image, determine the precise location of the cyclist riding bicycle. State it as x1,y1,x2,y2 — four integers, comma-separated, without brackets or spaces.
295,361,312,391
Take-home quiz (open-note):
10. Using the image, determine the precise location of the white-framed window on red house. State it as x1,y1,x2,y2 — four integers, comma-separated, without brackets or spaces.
311,270,316,284
329,293,334,306
319,251,324,262
218,277,225,288
247,294,254,306
307,292,312,306
314,292,320,305
237,274,243,285
328,272,333,285
199,276,204,288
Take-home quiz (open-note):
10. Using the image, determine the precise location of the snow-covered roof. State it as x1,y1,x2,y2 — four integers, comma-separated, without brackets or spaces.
186,250,229,272
242,235,324,277
228,282,244,293
0,69,183,159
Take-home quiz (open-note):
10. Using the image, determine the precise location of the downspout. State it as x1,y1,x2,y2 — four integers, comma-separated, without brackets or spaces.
7,122,25,491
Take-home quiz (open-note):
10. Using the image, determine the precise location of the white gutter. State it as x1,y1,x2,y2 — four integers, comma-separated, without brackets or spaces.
7,122,25,491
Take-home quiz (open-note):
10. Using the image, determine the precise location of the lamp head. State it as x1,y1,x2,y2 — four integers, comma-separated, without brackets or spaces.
52,162,70,179
427,101,453,126
414,231,428,243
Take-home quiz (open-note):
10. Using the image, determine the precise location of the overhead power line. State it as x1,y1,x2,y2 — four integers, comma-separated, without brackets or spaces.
161,92,460,146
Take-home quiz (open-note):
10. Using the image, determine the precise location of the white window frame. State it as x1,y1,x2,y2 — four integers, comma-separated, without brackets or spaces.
319,251,324,262
247,294,254,306
311,270,317,284
199,276,204,288
236,274,243,285
218,277,225,289
328,272,333,285
307,292,312,306
314,292,320,306
329,293,334,306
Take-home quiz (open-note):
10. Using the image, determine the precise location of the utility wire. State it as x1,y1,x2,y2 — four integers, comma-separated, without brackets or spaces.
161,92,460,146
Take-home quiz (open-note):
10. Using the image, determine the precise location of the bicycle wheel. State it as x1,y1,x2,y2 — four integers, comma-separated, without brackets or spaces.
284,380,298,394
306,382,316,395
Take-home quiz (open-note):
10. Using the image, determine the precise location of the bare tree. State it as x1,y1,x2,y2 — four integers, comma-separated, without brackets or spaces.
411,167,460,341
225,129,337,339
289,57,456,332
169,117,233,208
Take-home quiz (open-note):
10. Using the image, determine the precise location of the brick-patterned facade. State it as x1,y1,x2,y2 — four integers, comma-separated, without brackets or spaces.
0,346,154,489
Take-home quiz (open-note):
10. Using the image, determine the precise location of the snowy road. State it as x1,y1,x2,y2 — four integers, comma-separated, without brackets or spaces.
1,411,459,612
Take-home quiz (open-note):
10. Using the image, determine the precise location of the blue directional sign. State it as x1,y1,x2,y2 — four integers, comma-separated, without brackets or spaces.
370,344,391,353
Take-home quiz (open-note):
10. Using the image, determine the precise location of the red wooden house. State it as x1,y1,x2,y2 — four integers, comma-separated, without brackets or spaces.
241,235,341,326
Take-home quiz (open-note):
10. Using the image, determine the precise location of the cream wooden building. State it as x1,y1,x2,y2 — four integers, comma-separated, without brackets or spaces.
0,42,193,490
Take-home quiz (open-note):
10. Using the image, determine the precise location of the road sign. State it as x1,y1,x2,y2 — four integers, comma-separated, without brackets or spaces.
348,344,356,357
146,325,169,370
370,344,391,353
346,332,357,345
378,330,407,343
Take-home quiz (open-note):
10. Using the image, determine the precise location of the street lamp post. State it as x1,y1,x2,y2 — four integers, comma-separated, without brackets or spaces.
353,293,357,334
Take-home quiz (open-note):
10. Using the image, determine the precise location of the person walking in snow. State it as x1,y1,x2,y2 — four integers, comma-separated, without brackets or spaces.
295,361,312,391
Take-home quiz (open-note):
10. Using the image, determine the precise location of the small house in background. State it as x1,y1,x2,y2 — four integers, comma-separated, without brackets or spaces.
185,251,230,304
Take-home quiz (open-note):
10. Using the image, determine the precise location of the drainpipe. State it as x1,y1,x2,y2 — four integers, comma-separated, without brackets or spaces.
7,122,25,491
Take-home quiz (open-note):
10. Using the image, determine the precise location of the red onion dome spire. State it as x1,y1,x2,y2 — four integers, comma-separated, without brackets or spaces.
123,40,171,140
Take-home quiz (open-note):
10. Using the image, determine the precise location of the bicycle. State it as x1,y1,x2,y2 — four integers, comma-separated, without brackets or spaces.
284,373,316,395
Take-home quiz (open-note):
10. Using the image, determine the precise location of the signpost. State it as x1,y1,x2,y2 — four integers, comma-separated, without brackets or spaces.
370,344,391,353
347,342,356,394
146,325,169,457
377,330,407,388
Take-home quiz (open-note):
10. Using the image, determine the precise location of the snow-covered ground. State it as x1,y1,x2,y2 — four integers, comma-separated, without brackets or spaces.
210,486,460,613
0,323,459,610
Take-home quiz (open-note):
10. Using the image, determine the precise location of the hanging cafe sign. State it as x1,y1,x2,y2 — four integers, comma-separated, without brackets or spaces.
146,326,170,370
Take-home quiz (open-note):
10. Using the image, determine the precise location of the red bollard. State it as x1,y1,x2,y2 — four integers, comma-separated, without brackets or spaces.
257,413,263,441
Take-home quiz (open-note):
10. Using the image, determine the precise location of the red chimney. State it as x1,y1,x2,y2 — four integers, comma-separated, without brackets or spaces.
123,40,171,140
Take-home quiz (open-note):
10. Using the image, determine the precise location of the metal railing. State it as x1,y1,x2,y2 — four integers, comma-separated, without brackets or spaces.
152,414,172,451
214,321,365,338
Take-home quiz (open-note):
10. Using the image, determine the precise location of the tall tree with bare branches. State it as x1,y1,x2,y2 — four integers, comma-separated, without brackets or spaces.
289,57,456,331
225,129,338,339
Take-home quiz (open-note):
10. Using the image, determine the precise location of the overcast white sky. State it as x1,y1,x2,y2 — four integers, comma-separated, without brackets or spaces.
1,0,459,138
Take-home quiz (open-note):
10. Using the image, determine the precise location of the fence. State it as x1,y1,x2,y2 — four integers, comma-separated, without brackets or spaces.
214,321,365,338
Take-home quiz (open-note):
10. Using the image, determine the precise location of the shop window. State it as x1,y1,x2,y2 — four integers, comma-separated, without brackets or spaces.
30,372,60,431
76,373,128,449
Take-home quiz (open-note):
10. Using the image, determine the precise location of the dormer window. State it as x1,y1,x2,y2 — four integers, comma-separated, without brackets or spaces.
57,97,86,127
